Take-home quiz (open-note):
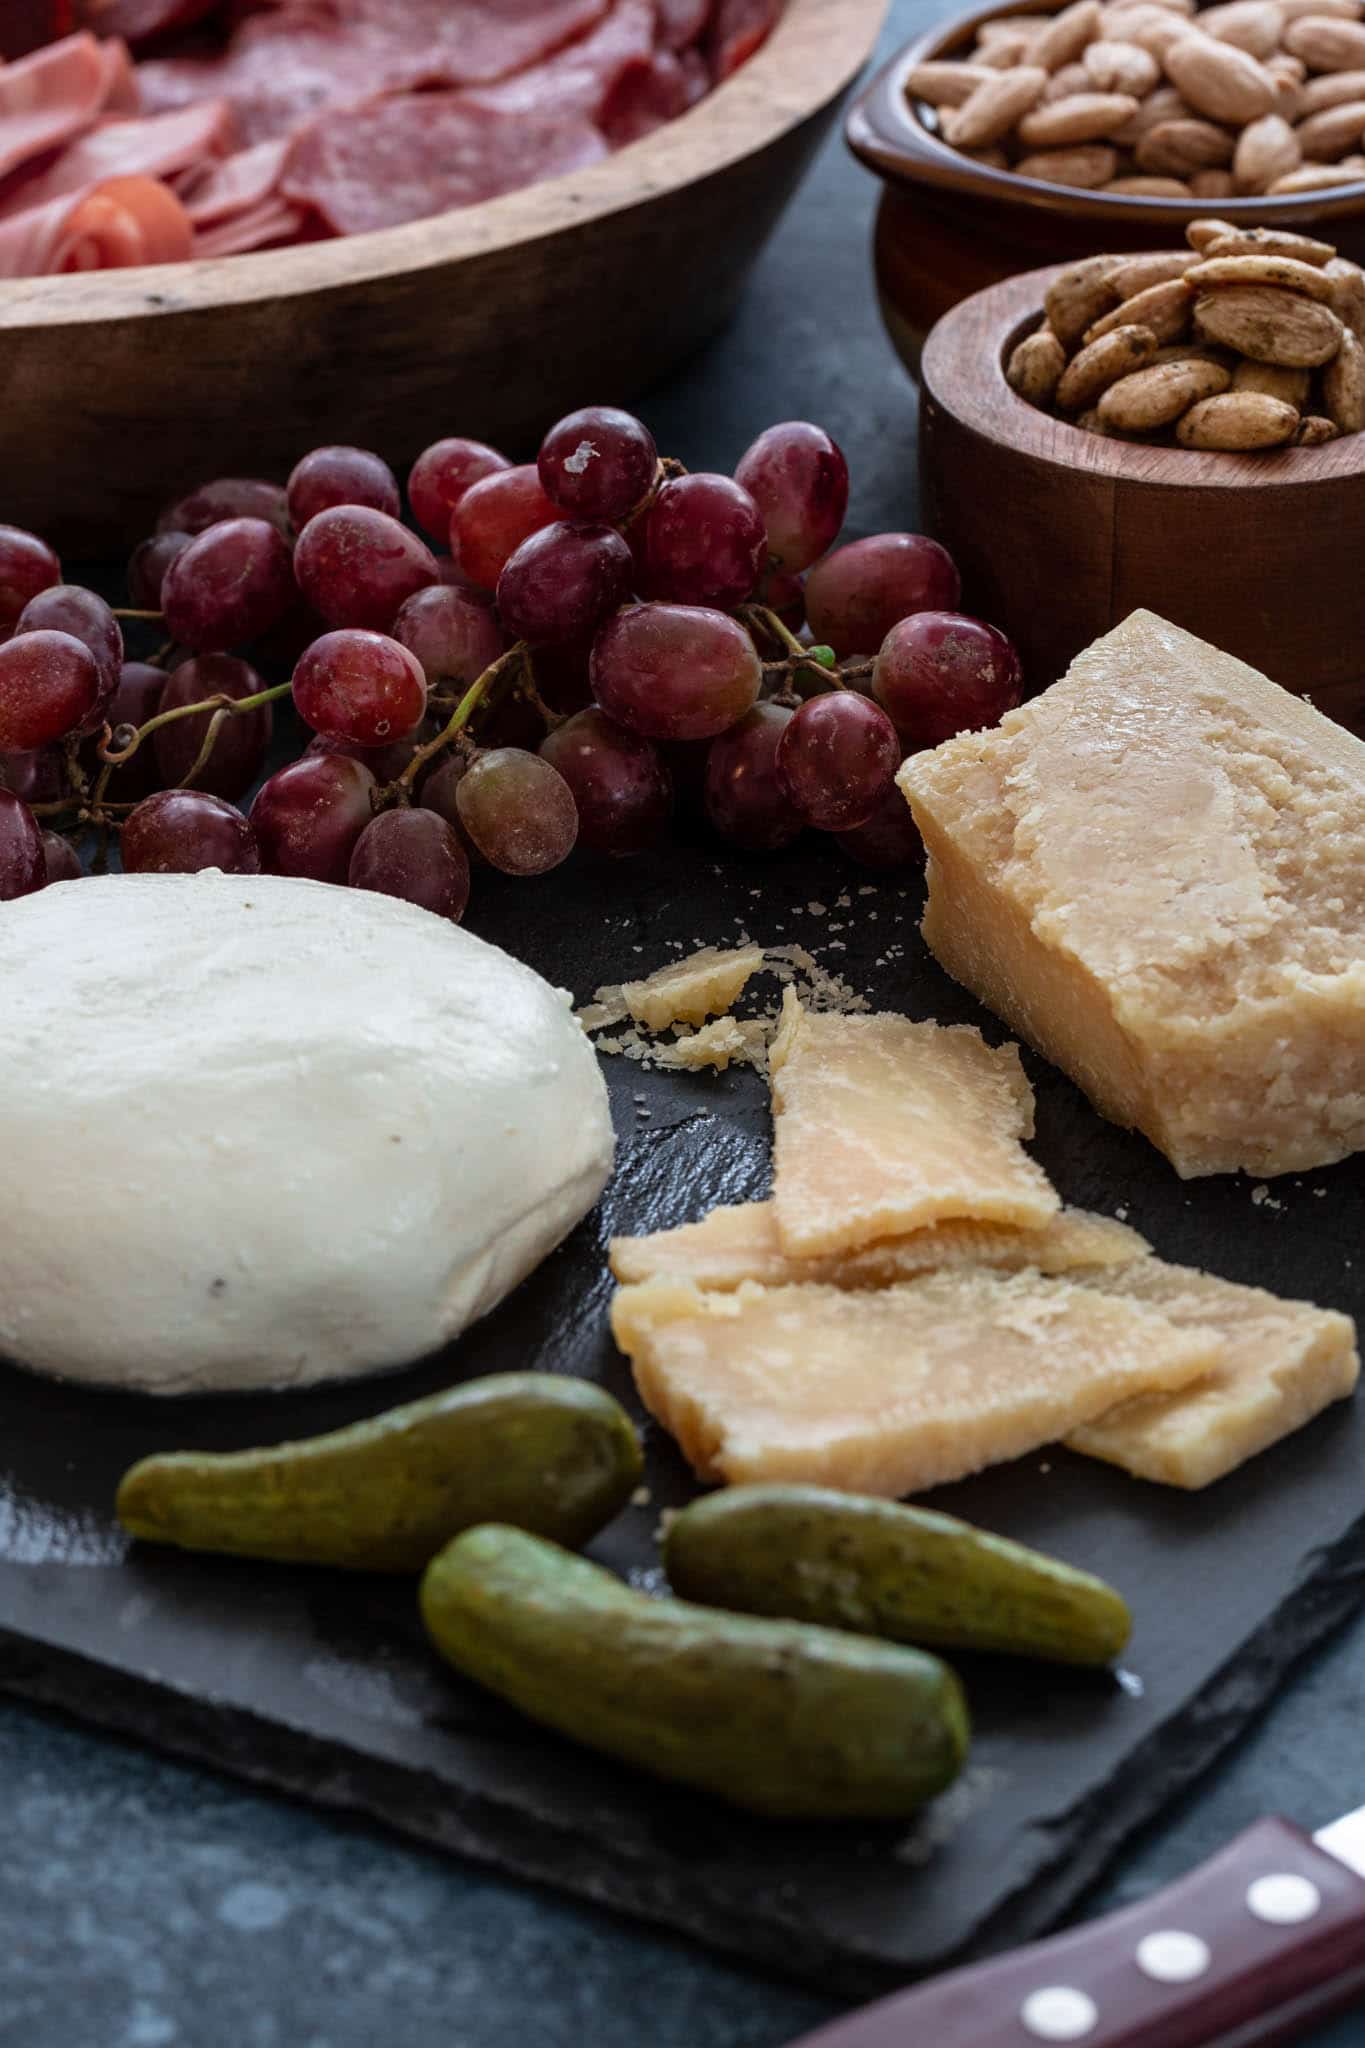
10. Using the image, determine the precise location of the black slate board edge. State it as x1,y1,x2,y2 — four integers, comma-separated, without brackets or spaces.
7,1504,1365,2006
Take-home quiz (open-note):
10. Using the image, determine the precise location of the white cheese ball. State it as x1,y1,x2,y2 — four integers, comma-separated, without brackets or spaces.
0,871,613,1393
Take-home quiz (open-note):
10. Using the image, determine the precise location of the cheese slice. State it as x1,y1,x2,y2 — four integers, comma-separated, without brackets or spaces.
624,944,765,1032
611,1269,1219,1496
900,610,1365,1179
610,1200,1149,1290
1067,1258,1359,1487
768,991,1059,1257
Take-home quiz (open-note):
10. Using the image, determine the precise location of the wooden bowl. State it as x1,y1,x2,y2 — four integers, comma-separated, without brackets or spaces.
919,261,1365,728
3,0,887,552
846,0,1365,373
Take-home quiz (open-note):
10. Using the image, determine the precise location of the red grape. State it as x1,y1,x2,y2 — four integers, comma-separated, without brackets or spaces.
496,521,633,647
250,753,376,884
538,406,657,523
704,703,803,852
872,611,1022,748
158,477,291,540
774,690,900,832
418,751,470,833
805,534,961,657
0,526,61,638
641,473,766,609
349,807,470,922
455,748,578,875
161,518,295,651
408,438,511,544
122,790,260,876
590,602,761,741
450,466,561,593
40,830,82,883
734,422,848,574
287,445,401,528
307,727,432,784
759,567,805,632
129,529,190,610
392,584,507,688
0,630,102,750
293,630,427,748
16,585,122,707
1,746,65,806
80,660,166,802
540,708,672,856
154,654,272,800
294,505,438,632
835,785,924,870
0,788,45,898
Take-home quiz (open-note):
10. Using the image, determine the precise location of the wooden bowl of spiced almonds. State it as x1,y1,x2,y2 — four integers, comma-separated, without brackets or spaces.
917,218,1365,726
847,0,1365,366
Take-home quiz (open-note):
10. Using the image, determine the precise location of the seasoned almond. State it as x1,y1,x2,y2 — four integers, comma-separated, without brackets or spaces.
906,61,997,107
1284,15,1365,67
1034,0,1104,70
1267,161,1363,186
1014,143,1122,182
1045,60,1096,98
1086,275,1194,343
1149,340,1236,363
1200,224,1335,261
1136,116,1237,170
1104,171,1195,189
1186,253,1337,298
1191,166,1239,193
1186,214,1237,250
1322,325,1365,428
1295,413,1339,441
1233,112,1301,188
1231,359,1312,401
1073,406,1122,435
1296,97,1365,154
1194,283,1345,362
1084,37,1161,90
944,66,1050,147
1107,250,1201,297
1097,354,1233,427
1056,323,1161,407
1175,391,1300,445
1297,66,1365,111
1325,254,1365,336
1006,327,1069,405
1164,33,1277,122
1199,0,1284,55
1045,253,1123,345
1017,90,1142,144
1112,83,1190,140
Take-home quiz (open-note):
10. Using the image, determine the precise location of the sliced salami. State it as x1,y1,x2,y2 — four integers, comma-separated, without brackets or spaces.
76,0,225,47
328,0,614,86
655,0,711,51
600,50,692,147
471,0,656,123
710,0,780,81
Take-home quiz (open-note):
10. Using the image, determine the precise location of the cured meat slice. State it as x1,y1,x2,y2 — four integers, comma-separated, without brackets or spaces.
331,0,614,86
710,0,780,80
193,192,305,254
471,0,656,123
0,172,194,276
601,50,692,146
96,33,141,112
139,16,388,145
656,0,711,49
281,93,608,236
77,0,224,48
0,100,235,218
0,33,113,181
176,134,285,223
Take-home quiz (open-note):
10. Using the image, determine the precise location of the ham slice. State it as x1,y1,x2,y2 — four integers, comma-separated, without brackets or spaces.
0,32,114,180
0,171,193,274
193,190,305,254
0,99,234,216
280,91,608,236
176,134,284,223
96,33,141,111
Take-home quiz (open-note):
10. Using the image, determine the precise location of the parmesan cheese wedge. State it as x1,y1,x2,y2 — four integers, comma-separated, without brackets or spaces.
610,1200,1149,1290
1067,1259,1359,1487
768,992,1059,1257
611,1270,1219,1496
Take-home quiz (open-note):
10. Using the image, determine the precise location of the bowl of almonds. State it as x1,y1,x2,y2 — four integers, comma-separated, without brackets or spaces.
916,217,1365,726
847,0,1365,367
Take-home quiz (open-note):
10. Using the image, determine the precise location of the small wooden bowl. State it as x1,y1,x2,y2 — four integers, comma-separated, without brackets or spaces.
1,0,887,552
920,262,1365,728
846,0,1365,373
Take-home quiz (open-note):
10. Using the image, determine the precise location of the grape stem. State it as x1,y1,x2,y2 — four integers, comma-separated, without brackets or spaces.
112,608,165,622
389,641,531,797
742,606,848,693
86,676,292,820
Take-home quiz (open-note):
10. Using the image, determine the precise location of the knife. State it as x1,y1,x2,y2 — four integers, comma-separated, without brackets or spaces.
781,1808,1365,2048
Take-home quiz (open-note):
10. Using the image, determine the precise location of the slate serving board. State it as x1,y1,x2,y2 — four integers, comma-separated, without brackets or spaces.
2,840,1363,2000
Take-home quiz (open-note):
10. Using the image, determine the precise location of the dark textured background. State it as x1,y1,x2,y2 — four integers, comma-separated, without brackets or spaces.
4,3,1365,2042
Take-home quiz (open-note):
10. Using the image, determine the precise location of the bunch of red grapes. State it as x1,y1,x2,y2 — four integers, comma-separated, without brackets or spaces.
0,407,1024,919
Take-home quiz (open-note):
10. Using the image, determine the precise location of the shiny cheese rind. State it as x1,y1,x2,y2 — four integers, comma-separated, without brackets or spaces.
611,1269,1218,1497
768,991,1059,1257
0,872,614,1395
610,1200,1149,1290
899,609,1365,1180
1067,1258,1359,1487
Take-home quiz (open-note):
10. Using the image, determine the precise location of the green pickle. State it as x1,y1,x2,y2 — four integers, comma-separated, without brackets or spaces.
420,1523,969,1819
664,1485,1132,1667
116,1373,643,1572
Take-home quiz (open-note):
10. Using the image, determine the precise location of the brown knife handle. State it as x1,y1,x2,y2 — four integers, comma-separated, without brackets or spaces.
786,1820,1365,2048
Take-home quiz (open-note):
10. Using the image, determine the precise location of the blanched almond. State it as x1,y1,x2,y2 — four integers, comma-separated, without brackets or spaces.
1034,0,1104,69
1176,392,1300,445
1017,90,1142,143
977,13,1049,37
1322,325,1365,428
1128,10,1192,51
1191,166,1239,193
1296,97,1365,153
1104,171,1195,189
1107,250,1201,296
1097,354,1233,427
1194,283,1344,362
1297,65,1365,109
1136,116,1237,170
1267,161,1363,186
1296,413,1339,442
906,61,996,107
1112,83,1190,139
1164,34,1277,122
1084,37,1162,90
1014,143,1122,182
1231,359,1312,401
1233,112,1301,187
1325,254,1365,336
1200,223,1336,261
1057,323,1161,407
976,28,1043,67
1045,60,1096,98
944,66,1049,147
1045,253,1123,345
1200,0,1284,55
1186,252,1337,297
1265,53,1305,120
1278,0,1362,19
1006,327,1069,405
1283,14,1365,65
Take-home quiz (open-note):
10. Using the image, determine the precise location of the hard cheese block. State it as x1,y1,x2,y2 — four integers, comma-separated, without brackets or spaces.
610,1200,1149,1291
611,1269,1218,1496
768,991,1059,1257
1068,1257,1359,1487
899,610,1365,1179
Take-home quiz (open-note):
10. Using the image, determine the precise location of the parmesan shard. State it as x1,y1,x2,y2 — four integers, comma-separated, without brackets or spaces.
768,991,1059,1257
652,1016,749,1072
611,1269,1219,1497
622,944,765,1032
899,610,1365,1179
610,1200,1150,1290
1067,1258,1359,1487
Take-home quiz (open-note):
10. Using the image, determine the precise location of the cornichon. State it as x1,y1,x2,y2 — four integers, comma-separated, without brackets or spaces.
116,1373,642,1571
663,1486,1132,1667
420,1523,969,1819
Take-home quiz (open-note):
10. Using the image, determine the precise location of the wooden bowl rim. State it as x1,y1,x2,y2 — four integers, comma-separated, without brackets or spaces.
922,259,1365,487
847,0,1365,224
0,0,888,335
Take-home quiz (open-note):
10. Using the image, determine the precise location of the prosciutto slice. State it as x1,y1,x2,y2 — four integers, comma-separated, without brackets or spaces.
0,32,115,179
0,99,234,216
0,170,193,274
193,190,302,253
175,133,284,222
